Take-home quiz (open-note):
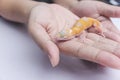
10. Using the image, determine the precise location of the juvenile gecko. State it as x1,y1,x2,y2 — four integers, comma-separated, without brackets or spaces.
56,17,104,41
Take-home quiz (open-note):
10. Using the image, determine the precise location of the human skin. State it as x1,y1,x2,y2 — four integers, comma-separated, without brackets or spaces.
53,0,120,68
1,0,120,69
53,0,120,42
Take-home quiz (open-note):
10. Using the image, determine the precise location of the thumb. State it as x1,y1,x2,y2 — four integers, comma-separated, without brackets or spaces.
98,2,120,17
29,22,59,67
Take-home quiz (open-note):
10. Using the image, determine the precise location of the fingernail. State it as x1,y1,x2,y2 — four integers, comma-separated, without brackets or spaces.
48,55,56,67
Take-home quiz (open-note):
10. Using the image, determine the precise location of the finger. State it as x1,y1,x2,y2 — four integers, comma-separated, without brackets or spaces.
101,20,120,35
28,22,59,67
108,21,120,34
86,26,120,43
88,19,120,43
93,16,120,35
58,39,120,69
98,2,120,17
86,33,120,58
104,30,120,43
96,19,120,43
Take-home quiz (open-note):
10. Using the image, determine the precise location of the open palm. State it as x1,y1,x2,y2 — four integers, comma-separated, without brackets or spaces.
28,3,120,69
71,0,120,42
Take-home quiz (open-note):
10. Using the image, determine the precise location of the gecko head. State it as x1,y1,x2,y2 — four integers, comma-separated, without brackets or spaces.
55,31,67,40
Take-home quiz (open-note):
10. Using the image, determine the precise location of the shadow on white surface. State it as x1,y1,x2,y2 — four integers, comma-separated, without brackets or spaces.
0,18,120,80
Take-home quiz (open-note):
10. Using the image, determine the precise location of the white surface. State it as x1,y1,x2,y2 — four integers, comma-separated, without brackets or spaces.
0,18,120,80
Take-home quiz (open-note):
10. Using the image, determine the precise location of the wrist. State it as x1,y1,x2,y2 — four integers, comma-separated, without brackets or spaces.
0,0,41,24
22,1,41,24
13,0,41,24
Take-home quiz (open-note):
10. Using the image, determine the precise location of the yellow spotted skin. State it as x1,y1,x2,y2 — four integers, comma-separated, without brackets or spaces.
57,17,103,40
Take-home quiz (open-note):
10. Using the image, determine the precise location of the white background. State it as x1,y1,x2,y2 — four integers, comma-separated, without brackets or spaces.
0,17,120,80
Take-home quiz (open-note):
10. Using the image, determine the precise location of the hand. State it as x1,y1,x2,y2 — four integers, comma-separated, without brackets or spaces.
28,3,120,69
71,0,120,42
28,3,79,67
66,0,120,69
